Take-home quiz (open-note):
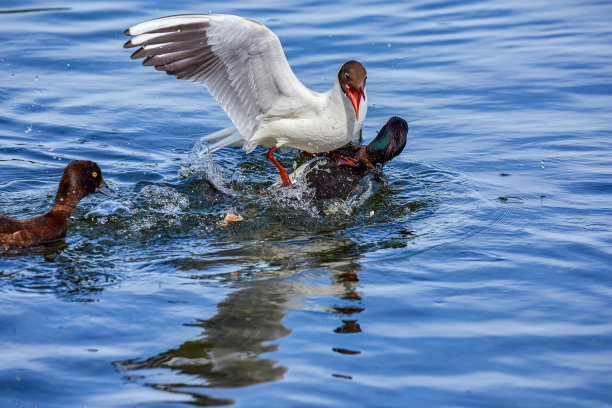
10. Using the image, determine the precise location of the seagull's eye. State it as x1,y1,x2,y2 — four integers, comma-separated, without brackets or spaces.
345,73,350,80
92,172,98,178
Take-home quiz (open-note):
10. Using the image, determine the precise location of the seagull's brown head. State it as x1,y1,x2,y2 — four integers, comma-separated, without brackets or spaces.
338,60,367,120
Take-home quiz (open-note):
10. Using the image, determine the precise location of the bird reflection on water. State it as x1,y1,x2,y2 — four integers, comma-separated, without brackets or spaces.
114,244,367,405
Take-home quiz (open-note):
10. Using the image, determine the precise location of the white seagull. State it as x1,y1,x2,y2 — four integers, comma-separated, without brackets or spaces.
124,14,367,186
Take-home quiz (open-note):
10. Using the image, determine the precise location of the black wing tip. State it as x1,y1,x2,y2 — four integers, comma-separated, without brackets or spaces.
143,56,159,67
123,28,131,36
130,47,147,60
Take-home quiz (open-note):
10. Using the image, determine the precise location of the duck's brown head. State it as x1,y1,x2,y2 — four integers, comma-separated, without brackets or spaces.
55,160,118,206
338,60,367,120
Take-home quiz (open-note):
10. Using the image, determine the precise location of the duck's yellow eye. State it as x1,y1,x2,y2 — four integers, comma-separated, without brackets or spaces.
92,172,98,178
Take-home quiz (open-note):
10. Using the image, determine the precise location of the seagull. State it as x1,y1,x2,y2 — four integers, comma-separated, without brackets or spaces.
124,14,367,186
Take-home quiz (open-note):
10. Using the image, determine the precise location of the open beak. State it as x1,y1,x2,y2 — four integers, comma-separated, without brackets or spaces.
347,86,365,120
96,180,120,198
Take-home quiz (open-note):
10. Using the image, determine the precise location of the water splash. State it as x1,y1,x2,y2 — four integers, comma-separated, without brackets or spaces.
134,185,190,214
85,200,132,223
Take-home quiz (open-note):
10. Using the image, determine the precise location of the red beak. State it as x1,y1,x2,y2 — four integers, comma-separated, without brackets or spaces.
347,86,365,120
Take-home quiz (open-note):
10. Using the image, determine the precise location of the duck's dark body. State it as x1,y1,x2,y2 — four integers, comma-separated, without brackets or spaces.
0,160,117,248
298,154,375,200
296,116,408,200
0,210,72,248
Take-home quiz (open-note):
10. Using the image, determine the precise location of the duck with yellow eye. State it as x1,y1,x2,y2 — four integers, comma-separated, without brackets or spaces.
0,160,118,248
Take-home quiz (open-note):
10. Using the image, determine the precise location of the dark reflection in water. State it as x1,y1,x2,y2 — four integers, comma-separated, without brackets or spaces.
329,266,364,335
116,281,291,390
0,8,70,15
115,249,367,405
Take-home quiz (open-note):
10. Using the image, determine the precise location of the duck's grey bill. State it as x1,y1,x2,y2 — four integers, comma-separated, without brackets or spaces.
97,182,120,198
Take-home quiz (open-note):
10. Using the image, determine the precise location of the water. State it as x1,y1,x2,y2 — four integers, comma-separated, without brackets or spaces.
1,0,611,406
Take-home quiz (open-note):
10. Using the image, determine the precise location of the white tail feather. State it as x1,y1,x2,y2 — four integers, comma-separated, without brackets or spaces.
200,126,237,142
200,126,244,152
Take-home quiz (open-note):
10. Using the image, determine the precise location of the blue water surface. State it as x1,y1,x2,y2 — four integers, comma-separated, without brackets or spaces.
1,0,611,407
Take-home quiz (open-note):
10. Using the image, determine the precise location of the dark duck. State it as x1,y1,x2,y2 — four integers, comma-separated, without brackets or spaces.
290,116,408,200
1,160,117,248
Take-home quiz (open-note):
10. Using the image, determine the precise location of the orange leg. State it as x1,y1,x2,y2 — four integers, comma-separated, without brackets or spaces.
326,152,358,167
302,151,357,166
267,146,292,186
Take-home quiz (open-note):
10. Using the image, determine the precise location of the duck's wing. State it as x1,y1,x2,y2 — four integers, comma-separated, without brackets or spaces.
0,215,23,235
124,14,319,144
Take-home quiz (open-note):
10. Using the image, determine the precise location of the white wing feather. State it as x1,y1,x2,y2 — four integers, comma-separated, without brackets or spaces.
124,14,319,143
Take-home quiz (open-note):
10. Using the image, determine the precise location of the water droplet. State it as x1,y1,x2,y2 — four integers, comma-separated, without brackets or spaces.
25,126,32,134
34,76,39,82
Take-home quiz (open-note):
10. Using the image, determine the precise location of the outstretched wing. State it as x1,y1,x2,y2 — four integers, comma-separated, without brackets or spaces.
124,14,319,142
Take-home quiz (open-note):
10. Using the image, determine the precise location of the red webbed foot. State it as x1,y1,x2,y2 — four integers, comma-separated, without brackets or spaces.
267,146,292,186
326,152,358,167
